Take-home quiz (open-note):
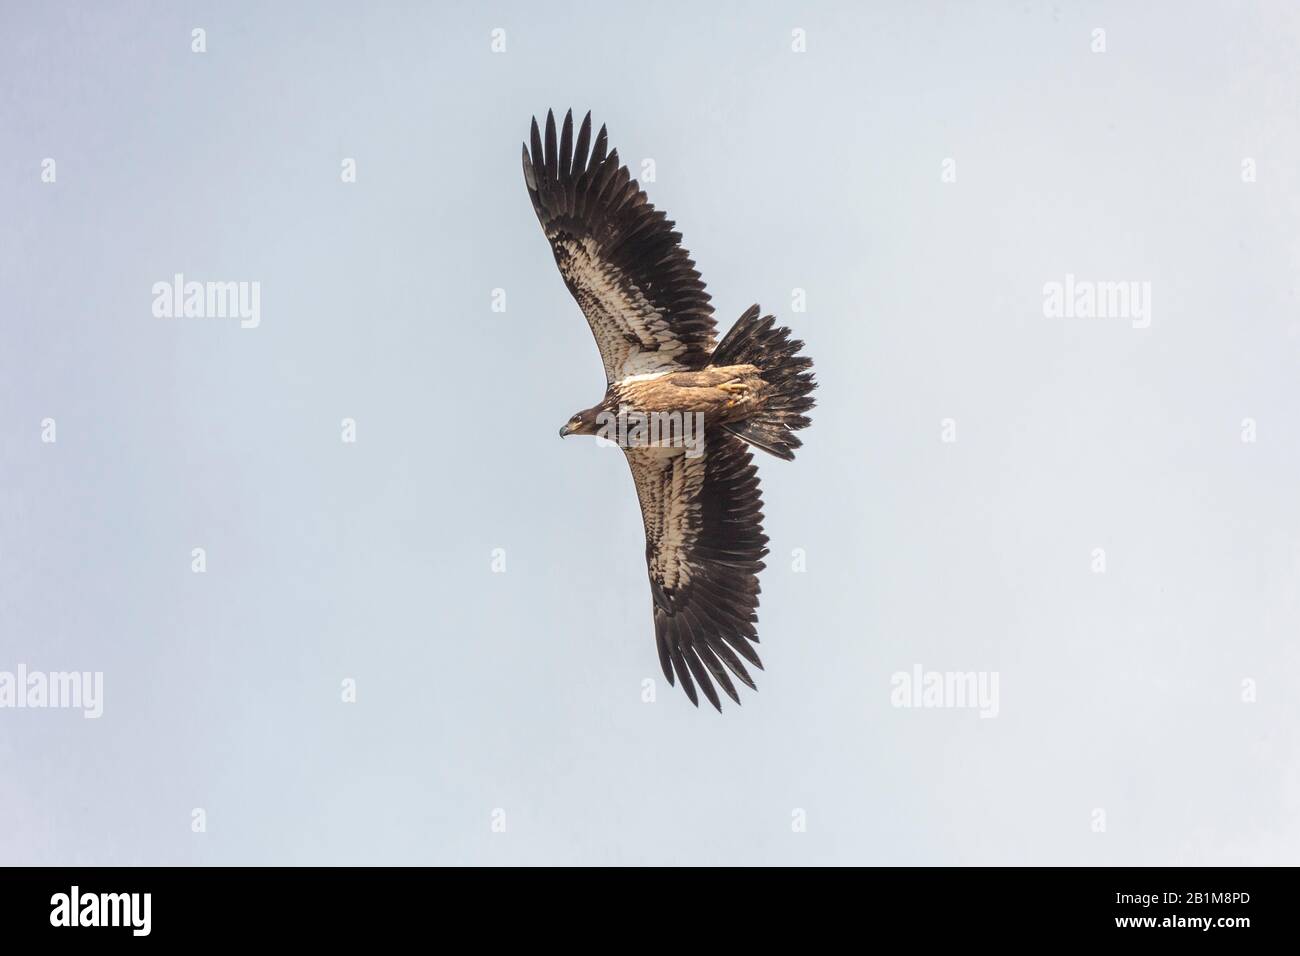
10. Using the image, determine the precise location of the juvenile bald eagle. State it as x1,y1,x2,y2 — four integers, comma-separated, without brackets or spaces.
523,110,816,711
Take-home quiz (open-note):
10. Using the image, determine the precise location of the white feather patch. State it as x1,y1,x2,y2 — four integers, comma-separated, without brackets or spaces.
625,448,705,591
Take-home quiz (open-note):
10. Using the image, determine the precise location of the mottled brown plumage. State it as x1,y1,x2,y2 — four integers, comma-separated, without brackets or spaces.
614,365,764,420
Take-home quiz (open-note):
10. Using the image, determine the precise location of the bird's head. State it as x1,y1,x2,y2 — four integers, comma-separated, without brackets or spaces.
559,406,602,438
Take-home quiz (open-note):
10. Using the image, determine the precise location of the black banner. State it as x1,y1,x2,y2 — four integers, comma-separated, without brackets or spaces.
0,866,1284,942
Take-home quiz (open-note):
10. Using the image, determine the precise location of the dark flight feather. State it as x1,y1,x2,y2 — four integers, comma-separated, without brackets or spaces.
522,109,717,382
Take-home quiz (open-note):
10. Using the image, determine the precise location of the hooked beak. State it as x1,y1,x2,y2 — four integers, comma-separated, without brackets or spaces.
559,424,570,438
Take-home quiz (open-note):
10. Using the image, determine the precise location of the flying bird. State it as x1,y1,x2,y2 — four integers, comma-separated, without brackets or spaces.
522,109,816,710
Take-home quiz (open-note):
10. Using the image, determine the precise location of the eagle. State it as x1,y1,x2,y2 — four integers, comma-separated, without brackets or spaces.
522,110,816,710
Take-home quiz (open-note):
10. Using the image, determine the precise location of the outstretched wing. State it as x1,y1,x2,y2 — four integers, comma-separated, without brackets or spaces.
522,109,717,383
623,435,768,710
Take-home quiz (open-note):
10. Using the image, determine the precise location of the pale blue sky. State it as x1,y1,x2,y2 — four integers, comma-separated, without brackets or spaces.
1,0,1298,864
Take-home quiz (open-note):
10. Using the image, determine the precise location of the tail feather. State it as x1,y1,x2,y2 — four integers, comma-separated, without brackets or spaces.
712,305,816,461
